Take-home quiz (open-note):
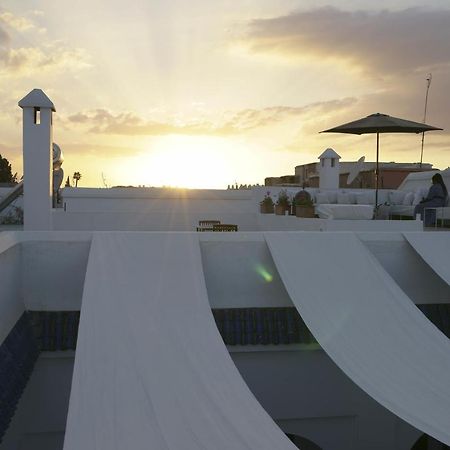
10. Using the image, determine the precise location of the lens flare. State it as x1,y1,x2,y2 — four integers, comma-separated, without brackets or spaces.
255,264,273,283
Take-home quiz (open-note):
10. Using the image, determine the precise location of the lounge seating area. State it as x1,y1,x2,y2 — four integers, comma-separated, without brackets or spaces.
312,191,377,219
259,186,450,224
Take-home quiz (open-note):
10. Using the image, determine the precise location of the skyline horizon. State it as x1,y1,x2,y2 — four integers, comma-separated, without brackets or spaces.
1,1,449,188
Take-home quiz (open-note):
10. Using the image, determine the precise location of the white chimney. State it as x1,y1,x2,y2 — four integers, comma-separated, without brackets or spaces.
19,89,55,231
318,148,341,190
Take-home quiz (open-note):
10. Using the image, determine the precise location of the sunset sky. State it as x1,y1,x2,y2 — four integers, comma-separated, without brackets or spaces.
1,0,450,188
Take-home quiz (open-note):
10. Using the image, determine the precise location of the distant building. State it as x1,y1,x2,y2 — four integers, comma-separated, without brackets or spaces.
265,175,300,186
299,161,434,189
265,160,434,189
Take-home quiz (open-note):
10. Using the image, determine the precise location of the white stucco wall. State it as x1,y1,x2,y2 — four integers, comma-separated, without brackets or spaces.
0,232,91,313
22,240,91,310
232,350,420,450
61,187,255,212
3,349,422,450
0,231,444,317
257,215,421,232
0,231,446,450
53,187,420,232
55,187,258,231
53,210,259,231
361,236,450,304
200,232,445,307
22,106,53,231
200,239,293,308
319,159,340,190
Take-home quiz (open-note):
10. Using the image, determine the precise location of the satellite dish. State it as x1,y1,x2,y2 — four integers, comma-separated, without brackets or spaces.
53,167,64,192
347,156,365,185
52,142,64,195
52,143,64,169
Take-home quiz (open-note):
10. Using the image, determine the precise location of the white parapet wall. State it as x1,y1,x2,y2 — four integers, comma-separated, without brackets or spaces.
55,187,259,231
52,186,422,232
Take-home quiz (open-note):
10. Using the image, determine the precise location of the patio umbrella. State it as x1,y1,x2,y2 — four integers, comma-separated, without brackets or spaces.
321,113,442,207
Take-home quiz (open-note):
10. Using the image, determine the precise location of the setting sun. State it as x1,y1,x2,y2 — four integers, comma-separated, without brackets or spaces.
110,136,236,189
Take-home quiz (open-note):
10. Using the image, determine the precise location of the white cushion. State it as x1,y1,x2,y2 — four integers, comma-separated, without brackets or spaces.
402,192,414,206
309,192,317,203
355,192,375,205
337,193,351,204
347,192,358,204
325,191,338,204
315,193,329,204
389,191,406,205
412,187,429,206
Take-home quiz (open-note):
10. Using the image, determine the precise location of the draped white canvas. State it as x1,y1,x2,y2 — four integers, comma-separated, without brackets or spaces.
63,232,296,450
404,232,450,285
265,231,450,445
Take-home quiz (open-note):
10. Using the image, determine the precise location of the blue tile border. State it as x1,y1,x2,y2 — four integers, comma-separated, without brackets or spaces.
25,304,450,351
0,313,39,443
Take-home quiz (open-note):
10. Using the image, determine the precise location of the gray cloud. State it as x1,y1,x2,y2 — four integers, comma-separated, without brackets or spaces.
0,24,10,62
0,11,38,32
0,12,88,76
66,98,356,136
245,7,450,75
62,142,143,159
0,45,90,76
0,24,9,44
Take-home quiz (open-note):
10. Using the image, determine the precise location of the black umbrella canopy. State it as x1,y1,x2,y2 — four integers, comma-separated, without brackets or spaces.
321,113,442,135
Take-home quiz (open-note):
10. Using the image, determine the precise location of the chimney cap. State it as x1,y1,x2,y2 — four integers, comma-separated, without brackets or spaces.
318,148,341,160
19,89,55,111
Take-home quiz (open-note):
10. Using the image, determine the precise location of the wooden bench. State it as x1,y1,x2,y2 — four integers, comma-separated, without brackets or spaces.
196,220,221,232
212,224,238,232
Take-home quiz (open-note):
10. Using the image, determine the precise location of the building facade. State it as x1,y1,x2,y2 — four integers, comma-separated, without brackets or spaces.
281,161,434,189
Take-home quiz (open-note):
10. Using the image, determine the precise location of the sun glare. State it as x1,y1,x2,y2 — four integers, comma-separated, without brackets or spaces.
135,136,235,189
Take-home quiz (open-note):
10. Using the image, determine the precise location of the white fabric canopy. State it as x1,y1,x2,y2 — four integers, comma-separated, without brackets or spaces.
265,231,450,445
64,232,295,450
404,232,450,285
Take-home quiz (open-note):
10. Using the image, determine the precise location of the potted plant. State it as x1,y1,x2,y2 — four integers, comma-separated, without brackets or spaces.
294,190,315,218
260,191,274,214
275,189,291,215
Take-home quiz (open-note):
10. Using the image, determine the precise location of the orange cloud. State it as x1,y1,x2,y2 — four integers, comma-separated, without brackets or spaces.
65,98,356,137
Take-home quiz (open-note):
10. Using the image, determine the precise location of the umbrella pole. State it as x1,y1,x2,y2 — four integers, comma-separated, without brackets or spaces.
375,132,379,209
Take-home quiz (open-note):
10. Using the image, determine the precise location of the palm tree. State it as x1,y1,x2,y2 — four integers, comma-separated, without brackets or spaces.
73,172,82,187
